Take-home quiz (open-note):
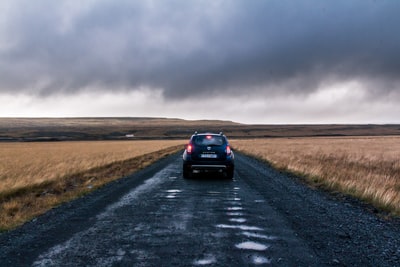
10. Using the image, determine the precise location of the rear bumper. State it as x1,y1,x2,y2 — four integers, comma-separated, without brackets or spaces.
191,164,227,169
183,161,234,173
191,164,227,173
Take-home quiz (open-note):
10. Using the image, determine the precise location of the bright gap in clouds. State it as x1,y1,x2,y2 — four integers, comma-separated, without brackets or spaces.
0,89,166,118
1,82,399,124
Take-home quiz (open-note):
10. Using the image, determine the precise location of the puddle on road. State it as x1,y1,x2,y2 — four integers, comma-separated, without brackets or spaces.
216,185,278,265
165,189,182,199
241,231,277,240
251,255,272,265
193,254,217,265
235,241,269,251
166,189,182,193
226,197,241,201
226,212,243,216
226,206,243,211
216,224,263,231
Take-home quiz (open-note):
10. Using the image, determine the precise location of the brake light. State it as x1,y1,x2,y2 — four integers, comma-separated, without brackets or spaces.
187,144,193,154
226,145,231,155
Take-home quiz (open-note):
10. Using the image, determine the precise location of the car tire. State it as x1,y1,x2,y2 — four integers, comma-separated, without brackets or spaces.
226,169,234,179
183,169,192,179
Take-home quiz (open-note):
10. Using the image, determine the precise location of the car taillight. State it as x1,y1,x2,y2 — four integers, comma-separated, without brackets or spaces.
226,145,231,155
187,144,193,154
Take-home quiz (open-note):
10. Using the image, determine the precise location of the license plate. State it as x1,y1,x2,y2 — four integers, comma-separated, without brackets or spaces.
200,154,218,158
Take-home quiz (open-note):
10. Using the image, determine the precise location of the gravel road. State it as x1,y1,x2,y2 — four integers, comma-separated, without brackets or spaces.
0,152,399,266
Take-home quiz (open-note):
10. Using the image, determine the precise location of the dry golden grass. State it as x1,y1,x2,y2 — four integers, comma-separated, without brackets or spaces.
0,140,184,231
232,136,400,216
0,140,183,194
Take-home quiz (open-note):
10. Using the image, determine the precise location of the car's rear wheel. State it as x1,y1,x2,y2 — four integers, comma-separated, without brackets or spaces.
226,169,234,179
183,167,192,179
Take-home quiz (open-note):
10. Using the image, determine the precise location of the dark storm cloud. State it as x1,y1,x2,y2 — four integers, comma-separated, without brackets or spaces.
1,0,399,99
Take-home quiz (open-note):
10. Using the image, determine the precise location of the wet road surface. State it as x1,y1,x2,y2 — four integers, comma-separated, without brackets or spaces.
1,152,399,266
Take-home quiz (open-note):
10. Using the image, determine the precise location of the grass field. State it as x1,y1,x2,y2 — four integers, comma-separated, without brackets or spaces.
0,140,184,231
232,136,400,216
0,140,184,193
2,136,399,231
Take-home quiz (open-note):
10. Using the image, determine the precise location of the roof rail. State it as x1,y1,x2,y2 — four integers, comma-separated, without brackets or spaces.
219,132,223,135
194,131,198,135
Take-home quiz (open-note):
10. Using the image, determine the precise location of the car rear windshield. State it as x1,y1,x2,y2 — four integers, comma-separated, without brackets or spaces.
193,135,226,146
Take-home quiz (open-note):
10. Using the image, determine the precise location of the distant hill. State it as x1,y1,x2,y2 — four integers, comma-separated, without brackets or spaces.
0,117,399,141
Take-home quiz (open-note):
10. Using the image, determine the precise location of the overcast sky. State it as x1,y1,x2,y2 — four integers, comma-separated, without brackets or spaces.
1,0,400,124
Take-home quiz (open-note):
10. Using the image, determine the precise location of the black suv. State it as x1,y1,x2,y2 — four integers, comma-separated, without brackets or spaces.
182,132,234,179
